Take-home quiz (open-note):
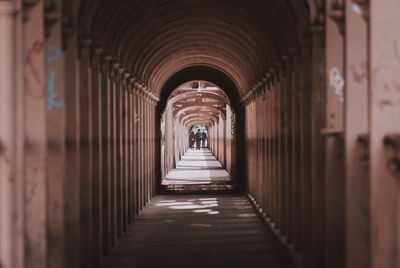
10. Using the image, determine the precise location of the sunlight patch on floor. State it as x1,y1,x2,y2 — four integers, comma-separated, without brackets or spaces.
155,198,220,215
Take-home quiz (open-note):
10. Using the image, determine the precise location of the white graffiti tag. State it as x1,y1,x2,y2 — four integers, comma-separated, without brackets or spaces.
329,67,345,103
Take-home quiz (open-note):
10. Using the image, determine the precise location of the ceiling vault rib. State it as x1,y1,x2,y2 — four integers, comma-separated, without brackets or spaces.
72,0,315,103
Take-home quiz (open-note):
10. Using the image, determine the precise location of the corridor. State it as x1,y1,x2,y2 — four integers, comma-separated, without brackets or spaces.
101,195,294,268
1,1,400,268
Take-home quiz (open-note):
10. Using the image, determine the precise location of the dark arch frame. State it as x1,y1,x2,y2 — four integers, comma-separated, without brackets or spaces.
155,66,246,193
156,66,242,114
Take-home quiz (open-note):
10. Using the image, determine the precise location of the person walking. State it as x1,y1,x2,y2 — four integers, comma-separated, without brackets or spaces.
189,131,195,149
195,129,202,150
201,130,208,148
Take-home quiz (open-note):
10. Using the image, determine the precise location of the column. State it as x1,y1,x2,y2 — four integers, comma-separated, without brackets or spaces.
110,65,117,246
23,2,48,267
121,75,128,232
115,67,122,237
0,2,22,267
278,68,289,235
90,48,102,265
46,20,66,268
64,33,81,268
126,80,133,224
344,1,370,267
310,16,326,268
300,37,313,263
133,88,139,213
101,57,111,255
369,1,400,267
79,37,93,268
324,1,346,267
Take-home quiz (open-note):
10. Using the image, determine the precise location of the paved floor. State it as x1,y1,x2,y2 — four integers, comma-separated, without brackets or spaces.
163,149,231,185
163,169,231,185
101,150,294,267
176,149,223,169
101,195,295,268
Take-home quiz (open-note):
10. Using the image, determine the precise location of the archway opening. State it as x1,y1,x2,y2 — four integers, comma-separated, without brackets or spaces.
156,66,245,193
159,80,238,192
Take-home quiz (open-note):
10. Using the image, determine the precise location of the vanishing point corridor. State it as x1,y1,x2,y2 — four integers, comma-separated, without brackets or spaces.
1,1,400,268
102,149,292,268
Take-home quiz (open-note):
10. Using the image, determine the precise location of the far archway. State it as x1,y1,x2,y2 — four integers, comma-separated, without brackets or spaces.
156,69,245,192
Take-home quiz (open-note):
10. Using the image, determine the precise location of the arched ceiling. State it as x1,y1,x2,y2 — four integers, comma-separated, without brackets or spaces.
166,80,228,128
176,106,224,119
169,91,228,107
74,0,315,102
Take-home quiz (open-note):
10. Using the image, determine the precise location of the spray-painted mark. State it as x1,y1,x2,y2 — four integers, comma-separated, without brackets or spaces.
25,40,45,99
351,62,368,83
47,46,62,63
47,70,63,111
329,67,345,103
352,4,362,15
46,46,64,111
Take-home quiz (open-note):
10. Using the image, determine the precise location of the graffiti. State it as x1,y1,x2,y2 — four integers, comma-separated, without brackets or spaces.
372,38,400,108
47,46,62,63
352,4,362,15
25,43,64,109
329,67,345,103
46,46,64,111
47,70,63,111
351,62,368,83
25,40,45,99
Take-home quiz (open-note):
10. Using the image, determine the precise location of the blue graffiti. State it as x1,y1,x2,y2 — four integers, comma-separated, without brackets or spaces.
47,46,63,63
47,46,64,112
47,70,64,111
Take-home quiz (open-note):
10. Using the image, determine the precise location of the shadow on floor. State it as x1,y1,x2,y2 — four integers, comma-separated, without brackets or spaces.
101,194,295,268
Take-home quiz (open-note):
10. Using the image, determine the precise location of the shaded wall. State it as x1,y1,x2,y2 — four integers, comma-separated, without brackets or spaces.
0,4,157,267
242,2,400,268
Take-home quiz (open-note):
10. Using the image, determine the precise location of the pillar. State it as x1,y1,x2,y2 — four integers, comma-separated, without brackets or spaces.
344,1,370,267
369,1,400,267
110,64,117,246
46,20,66,268
90,48,103,265
100,56,111,255
310,15,326,268
23,2,48,267
78,37,93,268
64,33,81,268
324,1,346,267
0,2,22,267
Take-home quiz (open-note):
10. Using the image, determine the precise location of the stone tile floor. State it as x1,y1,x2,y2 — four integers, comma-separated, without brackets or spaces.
101,195,295,268
164,150,231,184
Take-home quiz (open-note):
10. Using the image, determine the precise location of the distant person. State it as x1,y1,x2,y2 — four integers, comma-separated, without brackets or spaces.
201,131,208,148
195,129,202,150
189,131,195,149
